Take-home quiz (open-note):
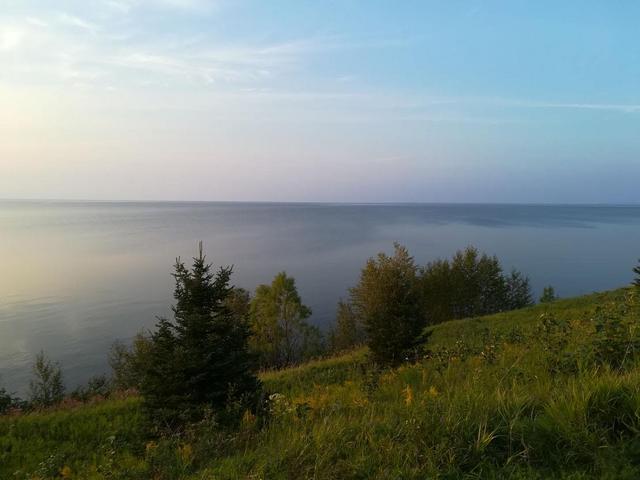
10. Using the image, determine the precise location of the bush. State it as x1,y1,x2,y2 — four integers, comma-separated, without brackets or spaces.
71,374,112,402
0,387,17,415
29,351,64,408
109,333,153,391
590,297,640,371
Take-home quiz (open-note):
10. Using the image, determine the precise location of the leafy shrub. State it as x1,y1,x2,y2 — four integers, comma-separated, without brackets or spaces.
29,351,65,408
109,333,153,391
590,296,640,370
71,374,112,402
534,313,579,375
0,387,18,415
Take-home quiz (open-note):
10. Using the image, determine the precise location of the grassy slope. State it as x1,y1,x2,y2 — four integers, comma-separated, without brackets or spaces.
3,288,640,479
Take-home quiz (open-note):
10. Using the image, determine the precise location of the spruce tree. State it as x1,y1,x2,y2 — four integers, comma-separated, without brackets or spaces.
505,270,533,310
141,243,260,429
141,317,184,428
539,286,557,303
634,260,640,288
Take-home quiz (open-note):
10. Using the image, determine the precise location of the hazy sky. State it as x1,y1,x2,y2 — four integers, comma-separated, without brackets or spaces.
1,1,639,203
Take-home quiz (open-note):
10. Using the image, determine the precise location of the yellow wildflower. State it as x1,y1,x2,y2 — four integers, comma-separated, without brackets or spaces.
352,396,369,407
60,466,72,478
404,385,414,406
145,441,158,455
428,386,439,397
178,443,194,464
242,409,256,426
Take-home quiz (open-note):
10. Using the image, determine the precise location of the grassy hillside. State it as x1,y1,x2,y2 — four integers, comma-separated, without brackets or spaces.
3,288,640,479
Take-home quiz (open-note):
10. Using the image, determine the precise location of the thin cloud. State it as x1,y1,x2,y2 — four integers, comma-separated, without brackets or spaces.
1,16,368,88
2,0,409,90
530,102,640,113
103,0,217,14
483,97,640,114
57,13,100,33
25,17,48,28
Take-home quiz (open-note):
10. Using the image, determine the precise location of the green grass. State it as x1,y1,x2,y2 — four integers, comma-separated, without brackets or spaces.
0,396,146,479
3,288,640,479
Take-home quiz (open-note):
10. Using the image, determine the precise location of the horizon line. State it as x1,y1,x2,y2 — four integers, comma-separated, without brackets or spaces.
1,198,639,207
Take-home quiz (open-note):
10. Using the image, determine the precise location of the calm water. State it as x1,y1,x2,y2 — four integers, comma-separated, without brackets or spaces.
1,201,639,395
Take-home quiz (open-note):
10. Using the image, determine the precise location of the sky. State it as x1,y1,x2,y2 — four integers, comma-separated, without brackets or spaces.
1,0,639,203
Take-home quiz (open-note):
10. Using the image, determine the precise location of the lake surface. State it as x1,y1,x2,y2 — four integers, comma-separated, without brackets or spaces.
1,201,639,395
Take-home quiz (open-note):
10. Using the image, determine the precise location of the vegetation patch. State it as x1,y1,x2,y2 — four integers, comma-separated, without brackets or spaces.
3,288,640,478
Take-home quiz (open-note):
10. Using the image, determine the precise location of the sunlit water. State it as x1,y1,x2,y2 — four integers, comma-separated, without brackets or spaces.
1,201,639,395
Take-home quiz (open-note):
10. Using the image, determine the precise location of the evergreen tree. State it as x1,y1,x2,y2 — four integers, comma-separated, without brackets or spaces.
539,285,558,303
505,270,534,310
140,243,260,429
141,317,184,428
29,351,64,408
351,243,424,366
633,260,640,288
225,287,251,322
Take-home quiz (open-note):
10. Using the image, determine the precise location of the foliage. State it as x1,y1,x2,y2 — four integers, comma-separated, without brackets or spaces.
224,287,251,323
140,243,261,430
634,260,640,288
540,285,558,303
505,269,534,310
350,243,424,366
421,246,532,324
6,288,640,479
71,374,112,402
589,291,640,370
29,351,65,408
249,272,323,368
109,333,153,391
0,387,18,415
328,299,366,352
